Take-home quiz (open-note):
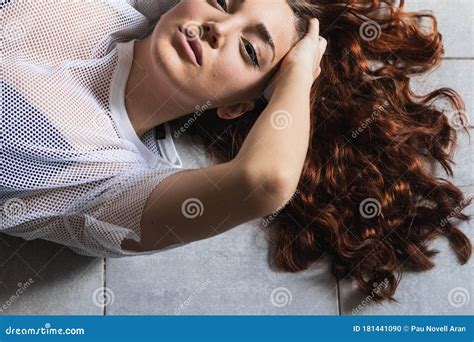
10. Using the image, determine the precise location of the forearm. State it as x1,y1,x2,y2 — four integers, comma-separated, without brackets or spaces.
235,69,313,193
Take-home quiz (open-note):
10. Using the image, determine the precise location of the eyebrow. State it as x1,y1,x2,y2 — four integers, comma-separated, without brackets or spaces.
256,23,276,64
239,0,276,65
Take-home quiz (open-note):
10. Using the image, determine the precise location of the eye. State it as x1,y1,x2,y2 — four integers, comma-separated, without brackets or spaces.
215,0,228,11
242,38,260,69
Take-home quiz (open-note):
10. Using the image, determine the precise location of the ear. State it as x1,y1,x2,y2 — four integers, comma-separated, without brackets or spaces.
216,101,255,120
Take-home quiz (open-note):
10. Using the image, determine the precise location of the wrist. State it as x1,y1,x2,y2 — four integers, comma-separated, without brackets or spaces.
275,65,313,95
263,64,314,103
278,63,314,90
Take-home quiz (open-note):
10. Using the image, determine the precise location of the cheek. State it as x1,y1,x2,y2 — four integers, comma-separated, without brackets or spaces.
211,59,238,81
206,51,261,97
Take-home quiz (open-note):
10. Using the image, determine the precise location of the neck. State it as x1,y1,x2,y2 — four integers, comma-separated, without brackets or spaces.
125,36,188,138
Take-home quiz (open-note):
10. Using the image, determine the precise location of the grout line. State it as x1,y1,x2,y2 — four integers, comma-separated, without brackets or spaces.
103,257,106,316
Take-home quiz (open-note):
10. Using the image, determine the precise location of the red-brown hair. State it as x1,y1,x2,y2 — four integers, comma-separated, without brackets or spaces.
174,0,473,301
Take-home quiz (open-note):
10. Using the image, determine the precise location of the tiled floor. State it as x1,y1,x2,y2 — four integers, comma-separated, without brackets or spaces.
1,0,472,316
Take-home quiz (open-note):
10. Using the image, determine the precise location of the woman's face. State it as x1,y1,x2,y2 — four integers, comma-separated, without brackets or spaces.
149,0,299,116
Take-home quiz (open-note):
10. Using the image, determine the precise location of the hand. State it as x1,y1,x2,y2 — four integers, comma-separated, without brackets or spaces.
263,18,327,102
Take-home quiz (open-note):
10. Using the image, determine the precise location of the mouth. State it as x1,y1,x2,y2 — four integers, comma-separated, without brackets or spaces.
177,26,203,67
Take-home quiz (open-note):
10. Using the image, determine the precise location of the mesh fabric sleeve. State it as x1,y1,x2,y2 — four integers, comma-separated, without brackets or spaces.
1,164,191,258
1,0,193,257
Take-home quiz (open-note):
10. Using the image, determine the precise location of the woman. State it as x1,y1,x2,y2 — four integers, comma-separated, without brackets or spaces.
1,0,471,302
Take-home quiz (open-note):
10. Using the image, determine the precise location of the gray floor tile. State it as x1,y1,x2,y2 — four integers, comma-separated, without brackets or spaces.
340,210,473,315
405,0,474,58
105,123,338,315
0,234,104,315
411,60,473,113
105,220,338,315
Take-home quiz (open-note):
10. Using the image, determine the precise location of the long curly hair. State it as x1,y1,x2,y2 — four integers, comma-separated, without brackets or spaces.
172,0,473,301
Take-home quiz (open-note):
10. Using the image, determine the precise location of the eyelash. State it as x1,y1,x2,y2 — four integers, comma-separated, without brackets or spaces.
216,0,228,11
214,0,260,70
242,38,260,69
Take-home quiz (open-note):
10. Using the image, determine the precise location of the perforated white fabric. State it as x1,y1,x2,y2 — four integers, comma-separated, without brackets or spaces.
1,0,192,257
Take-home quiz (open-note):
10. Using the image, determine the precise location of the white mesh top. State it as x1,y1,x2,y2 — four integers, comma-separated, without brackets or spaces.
1,0,193,257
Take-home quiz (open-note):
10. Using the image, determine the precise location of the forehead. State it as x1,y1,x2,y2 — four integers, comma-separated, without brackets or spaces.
234,0,299,65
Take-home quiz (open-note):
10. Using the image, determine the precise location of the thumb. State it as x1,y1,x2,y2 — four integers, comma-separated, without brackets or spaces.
306,18,321,42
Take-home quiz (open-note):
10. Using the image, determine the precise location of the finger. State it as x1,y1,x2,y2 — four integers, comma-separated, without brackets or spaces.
313,37,327,79
319,37,327,60
317,67,322,78
311,37,326,67
306,18,320,41
314,66,322,79
319,37,328,52
312,65,321,80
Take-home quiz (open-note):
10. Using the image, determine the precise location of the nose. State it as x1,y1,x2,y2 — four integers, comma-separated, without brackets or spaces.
202,21,232,49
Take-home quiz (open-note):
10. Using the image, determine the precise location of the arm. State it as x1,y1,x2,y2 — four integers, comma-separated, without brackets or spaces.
121,19,326,252
234,70,313,196
121,161,287,252
236,18,327,194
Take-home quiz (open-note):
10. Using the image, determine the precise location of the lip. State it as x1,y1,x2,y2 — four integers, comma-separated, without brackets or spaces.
177,26,203,67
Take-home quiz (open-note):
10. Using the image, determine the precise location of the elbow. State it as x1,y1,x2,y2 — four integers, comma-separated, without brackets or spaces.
265,172,299,211
243,167,299,216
